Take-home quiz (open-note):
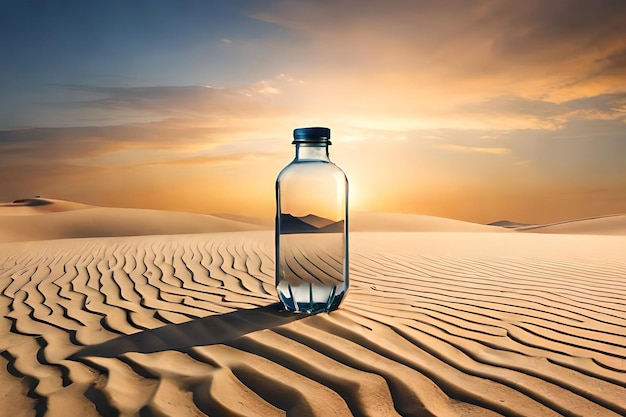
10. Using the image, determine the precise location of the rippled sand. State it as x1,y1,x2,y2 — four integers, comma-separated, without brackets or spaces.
1,226,625,417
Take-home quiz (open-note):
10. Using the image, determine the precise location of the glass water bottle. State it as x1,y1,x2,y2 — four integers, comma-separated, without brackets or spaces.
275,127,348,314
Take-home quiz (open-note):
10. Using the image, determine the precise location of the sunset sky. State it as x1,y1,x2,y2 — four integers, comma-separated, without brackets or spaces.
1,0,625,223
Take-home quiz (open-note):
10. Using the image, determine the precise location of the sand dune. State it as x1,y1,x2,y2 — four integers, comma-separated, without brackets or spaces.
1,227,624,417
0,199,514,244
517,214,626,235
351,212,511,233
212,212,511,234
0,204,265,243
0,197,94,215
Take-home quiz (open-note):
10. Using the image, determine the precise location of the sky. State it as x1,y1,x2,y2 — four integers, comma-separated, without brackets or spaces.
1,0,625,224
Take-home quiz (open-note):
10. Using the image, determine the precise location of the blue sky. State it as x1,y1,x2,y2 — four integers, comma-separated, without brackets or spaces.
0,0,289,127
1,0,625,223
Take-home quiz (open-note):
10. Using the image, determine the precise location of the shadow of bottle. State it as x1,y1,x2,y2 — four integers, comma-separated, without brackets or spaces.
68,303,304,359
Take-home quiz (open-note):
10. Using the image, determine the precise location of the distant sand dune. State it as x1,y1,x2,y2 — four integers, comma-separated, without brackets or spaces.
0,197,94,216
351,212,511,233
1,231,625,417
0,206,265,242
0,201,516,244
517,214,626,235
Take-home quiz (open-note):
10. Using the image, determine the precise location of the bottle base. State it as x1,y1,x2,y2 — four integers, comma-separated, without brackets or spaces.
277,282,347,314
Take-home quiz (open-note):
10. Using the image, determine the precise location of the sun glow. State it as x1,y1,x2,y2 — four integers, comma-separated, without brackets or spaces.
347,180,368,213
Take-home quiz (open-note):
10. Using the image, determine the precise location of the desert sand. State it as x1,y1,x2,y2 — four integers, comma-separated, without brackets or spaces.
0,198,625,417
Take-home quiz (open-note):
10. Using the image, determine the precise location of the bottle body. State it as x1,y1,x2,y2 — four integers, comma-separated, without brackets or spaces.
275,130,348,314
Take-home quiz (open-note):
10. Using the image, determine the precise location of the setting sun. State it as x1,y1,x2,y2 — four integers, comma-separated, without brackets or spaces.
0,1,625,224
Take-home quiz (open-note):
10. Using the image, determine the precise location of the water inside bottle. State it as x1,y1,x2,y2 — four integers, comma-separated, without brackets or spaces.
276,216,347,313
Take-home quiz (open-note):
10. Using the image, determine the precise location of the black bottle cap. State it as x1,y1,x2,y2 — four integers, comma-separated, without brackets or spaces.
293,127,331,144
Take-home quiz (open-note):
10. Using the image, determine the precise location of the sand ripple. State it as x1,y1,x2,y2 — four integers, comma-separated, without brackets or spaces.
1,231,625,417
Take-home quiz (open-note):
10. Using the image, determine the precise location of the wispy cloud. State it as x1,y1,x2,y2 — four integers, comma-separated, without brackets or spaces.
250,0,626,101
59,84,284,122
437,144,512,155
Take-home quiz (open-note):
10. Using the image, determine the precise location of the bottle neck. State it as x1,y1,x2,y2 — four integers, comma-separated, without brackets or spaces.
294,143,330,162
